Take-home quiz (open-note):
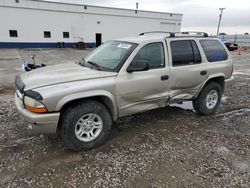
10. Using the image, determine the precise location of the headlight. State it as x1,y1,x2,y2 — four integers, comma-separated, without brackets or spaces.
24,96,48,113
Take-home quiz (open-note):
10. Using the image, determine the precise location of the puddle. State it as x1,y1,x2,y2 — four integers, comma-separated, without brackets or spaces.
12,137,34,144
216,146,231,155
233,72,250,76
221,96,229,103
216,108,250,118
170,101,194,111
0,173,16,185
232,160,249,172
1,137,34,148
36,153,83,169
0,57,20,60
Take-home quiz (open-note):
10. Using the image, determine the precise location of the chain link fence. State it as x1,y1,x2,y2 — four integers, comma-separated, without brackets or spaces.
218,34,250,47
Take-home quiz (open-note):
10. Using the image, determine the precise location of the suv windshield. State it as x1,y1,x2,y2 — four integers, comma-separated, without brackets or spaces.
85,41,137,72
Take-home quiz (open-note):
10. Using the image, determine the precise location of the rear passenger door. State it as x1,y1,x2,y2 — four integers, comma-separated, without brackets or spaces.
167,39,207,100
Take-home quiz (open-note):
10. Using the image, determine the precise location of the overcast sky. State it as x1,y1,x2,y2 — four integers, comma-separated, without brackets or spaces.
47,0,250,35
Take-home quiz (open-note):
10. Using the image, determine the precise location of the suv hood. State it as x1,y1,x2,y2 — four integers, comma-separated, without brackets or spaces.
20,62,117,90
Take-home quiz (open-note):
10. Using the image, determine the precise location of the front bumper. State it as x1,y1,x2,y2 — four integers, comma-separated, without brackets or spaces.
15,93,60,134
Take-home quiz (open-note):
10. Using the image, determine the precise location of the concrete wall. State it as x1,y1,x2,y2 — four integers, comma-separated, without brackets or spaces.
0,0,182,48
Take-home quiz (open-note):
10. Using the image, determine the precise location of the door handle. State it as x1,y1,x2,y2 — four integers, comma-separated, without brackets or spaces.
200,70,207,75
161,75,169,81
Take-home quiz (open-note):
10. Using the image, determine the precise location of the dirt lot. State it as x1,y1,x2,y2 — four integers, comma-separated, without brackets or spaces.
0,49,249,187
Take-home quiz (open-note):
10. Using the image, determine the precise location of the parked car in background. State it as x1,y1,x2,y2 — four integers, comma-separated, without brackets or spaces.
220,39,238,51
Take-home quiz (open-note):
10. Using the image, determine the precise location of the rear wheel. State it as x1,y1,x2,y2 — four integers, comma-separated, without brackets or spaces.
193,82,222,115
60,100,112,151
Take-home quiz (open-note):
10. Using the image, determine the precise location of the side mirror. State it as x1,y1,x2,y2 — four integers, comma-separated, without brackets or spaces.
127,60,149,73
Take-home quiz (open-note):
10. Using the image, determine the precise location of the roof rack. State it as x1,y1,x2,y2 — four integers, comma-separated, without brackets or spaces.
139,31,175,37
176,31,208,37
139,31,209,38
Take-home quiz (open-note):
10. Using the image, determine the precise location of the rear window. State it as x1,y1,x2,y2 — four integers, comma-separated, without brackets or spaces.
200,40,228,62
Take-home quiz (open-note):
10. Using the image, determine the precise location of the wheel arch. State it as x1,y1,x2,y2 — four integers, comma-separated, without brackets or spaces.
56,91,118,121
197,75,225,98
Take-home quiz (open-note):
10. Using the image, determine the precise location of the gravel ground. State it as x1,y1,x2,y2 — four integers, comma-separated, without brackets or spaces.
0,50,249,187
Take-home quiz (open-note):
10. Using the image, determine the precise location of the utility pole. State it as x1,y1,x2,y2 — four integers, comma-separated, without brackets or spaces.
135,2,139,14
216,8,226,36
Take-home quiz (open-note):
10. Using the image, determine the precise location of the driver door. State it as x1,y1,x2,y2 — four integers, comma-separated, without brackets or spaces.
116,42,170,117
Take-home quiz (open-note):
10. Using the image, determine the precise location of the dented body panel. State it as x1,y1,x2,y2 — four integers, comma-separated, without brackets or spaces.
116,39,170,117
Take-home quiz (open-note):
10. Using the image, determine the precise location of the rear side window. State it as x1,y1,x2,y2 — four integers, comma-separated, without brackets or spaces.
200,40,228,62
170,40,201,66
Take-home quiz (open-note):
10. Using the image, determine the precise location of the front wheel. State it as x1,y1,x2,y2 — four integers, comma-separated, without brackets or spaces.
60,100,112,151
193,82,222,115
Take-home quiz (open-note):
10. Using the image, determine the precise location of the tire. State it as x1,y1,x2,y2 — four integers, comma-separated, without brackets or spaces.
60,100,112,151
193,82,222,115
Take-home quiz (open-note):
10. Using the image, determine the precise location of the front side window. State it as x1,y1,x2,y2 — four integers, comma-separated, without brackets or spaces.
170,40,201,66
85,41,137,71
200,40,228,62
131,42,165,69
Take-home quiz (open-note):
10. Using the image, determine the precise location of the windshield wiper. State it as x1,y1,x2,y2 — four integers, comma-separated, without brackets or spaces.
86,61,101,70
77,57,86,67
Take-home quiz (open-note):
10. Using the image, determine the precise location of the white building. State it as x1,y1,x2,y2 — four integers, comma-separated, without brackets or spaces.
0,0,182,48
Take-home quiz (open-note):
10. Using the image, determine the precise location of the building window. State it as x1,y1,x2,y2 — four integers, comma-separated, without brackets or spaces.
9,30,18,38
44,31,51,38
63,32,70,38
15,0,19,3
84,5,87,9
